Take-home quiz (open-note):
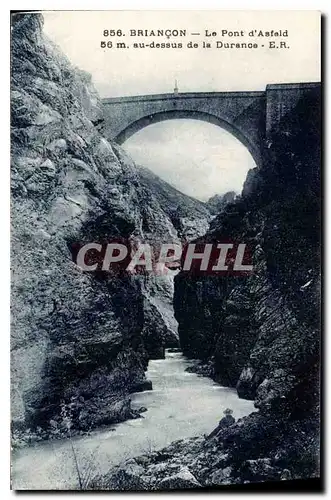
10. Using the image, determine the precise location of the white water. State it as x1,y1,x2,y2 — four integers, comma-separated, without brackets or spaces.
11,350,255,490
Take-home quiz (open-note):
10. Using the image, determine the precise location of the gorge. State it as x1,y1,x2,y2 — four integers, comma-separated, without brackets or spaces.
11,12,321,491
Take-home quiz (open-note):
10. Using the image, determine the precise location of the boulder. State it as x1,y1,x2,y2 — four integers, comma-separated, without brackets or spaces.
280,468,292,481
108,461,148,491
157,467,201,490
138,406,148,413
131,379,153,392
209,466,233,486
240,458,281,482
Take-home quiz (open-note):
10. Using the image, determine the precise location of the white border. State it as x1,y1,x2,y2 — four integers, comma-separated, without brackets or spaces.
1,1,327,498
1,0,329,10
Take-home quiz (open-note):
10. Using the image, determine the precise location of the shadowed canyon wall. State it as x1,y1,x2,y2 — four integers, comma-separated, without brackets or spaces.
11,13,210,432
174,83,321,416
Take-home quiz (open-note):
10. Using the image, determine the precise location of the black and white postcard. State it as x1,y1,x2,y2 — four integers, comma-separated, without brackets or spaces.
10,10,321,491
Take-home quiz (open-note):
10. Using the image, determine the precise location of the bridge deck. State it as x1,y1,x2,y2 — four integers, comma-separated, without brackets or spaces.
102,91,266,104
102,83,320,104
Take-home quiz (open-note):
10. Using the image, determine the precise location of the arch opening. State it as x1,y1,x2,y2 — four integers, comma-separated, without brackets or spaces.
115,109,261,169
122,117,257,202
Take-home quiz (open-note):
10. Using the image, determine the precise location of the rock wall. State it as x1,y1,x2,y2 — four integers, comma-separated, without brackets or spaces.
174,84,321,417
10,13,209,433
93,85,321,490
11,13,143,431
206,191,236,215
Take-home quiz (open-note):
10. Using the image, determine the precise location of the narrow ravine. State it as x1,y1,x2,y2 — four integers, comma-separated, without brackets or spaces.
12,350,255,490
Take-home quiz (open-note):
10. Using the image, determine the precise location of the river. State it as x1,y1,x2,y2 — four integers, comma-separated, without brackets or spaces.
11,350,256,490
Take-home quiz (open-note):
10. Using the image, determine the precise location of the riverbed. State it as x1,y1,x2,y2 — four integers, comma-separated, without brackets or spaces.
11,350,255,490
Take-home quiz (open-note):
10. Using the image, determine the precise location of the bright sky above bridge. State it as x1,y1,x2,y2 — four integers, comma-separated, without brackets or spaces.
42,11,320,200
43,11,320,97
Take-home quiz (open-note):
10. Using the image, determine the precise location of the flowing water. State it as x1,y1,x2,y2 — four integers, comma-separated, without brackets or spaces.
11,350,256,490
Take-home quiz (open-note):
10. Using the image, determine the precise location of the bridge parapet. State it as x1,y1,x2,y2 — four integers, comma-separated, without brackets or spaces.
103,90,266,105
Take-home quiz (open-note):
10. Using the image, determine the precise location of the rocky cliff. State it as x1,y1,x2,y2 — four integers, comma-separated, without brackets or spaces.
11,13,209,436
136,165,210,240
175,85,320,413
95,86,321,490
206,191,236,215
169,84,321,483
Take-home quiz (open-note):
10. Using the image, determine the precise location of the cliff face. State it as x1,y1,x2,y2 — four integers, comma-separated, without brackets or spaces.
94,87,321,490
174,85,321,416
136,165,210,241
206,191,236,215
11,13,143,431
10,13,209,433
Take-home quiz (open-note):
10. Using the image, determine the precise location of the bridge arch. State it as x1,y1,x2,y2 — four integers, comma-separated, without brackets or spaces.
102,85,320,171
114,109,261,167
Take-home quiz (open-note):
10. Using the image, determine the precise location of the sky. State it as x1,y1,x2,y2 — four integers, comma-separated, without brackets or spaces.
124,120,255,200
43,11,320,97
43,11,320,200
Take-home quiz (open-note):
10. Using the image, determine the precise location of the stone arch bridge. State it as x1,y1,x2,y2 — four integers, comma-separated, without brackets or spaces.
101,83,320,167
